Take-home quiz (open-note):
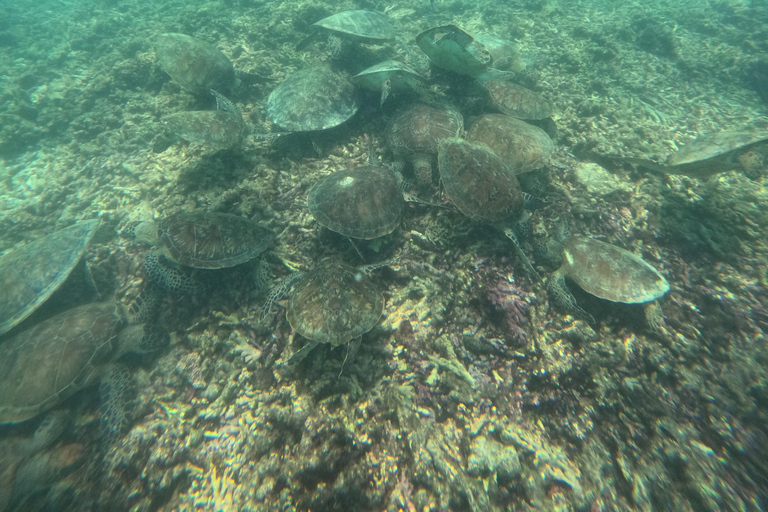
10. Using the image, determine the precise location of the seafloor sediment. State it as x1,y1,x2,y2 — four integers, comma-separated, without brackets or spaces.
1,0,768,510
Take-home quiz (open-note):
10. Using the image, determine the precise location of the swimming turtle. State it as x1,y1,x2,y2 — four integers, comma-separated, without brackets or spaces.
0,302,161,425
438,137,539,279
266,64,359,132
0,219,100,337
484,80,554,120
466,114,554,173
308,165,405,239
156,33,237,96
129,212,274,292
162,90,247,148
547,226,670,326
627,128,768,178
296,10,395,59
473,34,525,73
386,103,463,186
353,60,429,106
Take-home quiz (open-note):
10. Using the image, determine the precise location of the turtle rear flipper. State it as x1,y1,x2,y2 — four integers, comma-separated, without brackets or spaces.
142,252,203,295
546,272,595,324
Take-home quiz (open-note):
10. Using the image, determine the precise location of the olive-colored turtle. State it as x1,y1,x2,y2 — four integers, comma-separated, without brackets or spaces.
484,80,554,120
473,34,525,73
130,212,273,293
266,64,359,132
309,165,405,239
353,60,429,106
0,219,99,337
156,33,237,96
162,90,247,148
0,302,156,424
466,114,554,174
296,10,395,58
438,138,539,279
387,103,463,185
286,259,384,357
547,231,670,325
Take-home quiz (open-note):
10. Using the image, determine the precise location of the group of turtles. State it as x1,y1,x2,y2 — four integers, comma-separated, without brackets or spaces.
2,8,767,451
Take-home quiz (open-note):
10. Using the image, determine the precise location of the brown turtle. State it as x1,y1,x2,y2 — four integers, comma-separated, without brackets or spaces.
0,302,154,425
467,114,554,174
308,165,405,239
0,219,99,337
156,33,236,96
484,80,554,120
547,228,670,325
387,103,463,185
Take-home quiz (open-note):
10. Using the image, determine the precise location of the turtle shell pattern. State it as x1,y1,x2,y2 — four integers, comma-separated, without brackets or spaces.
484,80,554,120
287,260,383,347
667,129,768,177
162,110,246,148
438,138,524,224
467,114,554,173
0,302,124,424
267,64,359,132
156,33,236,95
157,212,272,269
561,237,670,304
415,24,492,77
313,10,395,42
309,165,405,239
0,219,99,337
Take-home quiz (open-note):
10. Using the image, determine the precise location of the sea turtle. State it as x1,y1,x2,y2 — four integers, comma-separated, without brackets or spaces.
0,302,163,425
156,33,237,96
162,90,247,148
0,219,100,337
386,103,463,186
483,80,554,120
546,227,670,326
308,164,405,239
283,259,384,363
466,114,554,173
627,128,768,178
353,60,429,106
129,212,274,292
473,34,525,73
437,137,539,279
296,10,395,59
266,64,359,133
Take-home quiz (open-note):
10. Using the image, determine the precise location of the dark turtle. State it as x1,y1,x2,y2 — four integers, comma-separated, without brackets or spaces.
438,138,539,279
0,219,99,337
266,64,359,132
156,33,236,96
297,10,395,58
547,231,670,325
0,302,156,424
308,165,405,239
353,60,429,106
386,103,463,185
466,114,554,174
286,259,384,355
484,80,554,120
162,90,247,148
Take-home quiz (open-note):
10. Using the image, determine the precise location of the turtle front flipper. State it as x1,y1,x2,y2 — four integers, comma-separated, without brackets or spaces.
503,227,541,282
142,252,202,295
99,364,134,447
546,270,595,324
287,340,321,365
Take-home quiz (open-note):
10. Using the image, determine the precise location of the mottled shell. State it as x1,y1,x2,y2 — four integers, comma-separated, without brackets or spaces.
387,104,463,157
438,138,524,224
156,33,236,95
467,114,553,173
157,212,272,269
287,260,383,347
0,303,125,424
312,10,394,42
667,129,768,177
267,64,359,132
162,110,246,148
561,237,670,304
308,165,405,239
484,80,554,120
473,34,523,72
0,220,99,337
353,60,424,91
415,24,492,77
